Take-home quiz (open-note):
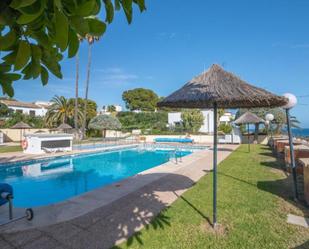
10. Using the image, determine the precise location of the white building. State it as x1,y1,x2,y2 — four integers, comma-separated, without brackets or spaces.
168,110,235,134
219,112,235,124
0,99,51,116
168,109,215,133
100,105,123,115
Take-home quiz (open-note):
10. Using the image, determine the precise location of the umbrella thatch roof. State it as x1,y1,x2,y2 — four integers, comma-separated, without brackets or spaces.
158,64,287,109
57,123,73,130
88,115,122,130
234,111,265,125
11,121,31,129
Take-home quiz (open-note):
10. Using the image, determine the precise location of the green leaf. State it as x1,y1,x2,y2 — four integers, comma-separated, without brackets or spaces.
10,0,37,8
21,62,33,79
70,16,89,36
87,18,106,36
122,0,133,24
74,0,96,16
0,30,17,50
40,66,48,85
55,8,69,51
4,73,21,81
31,31,49,48
16,1,44,24
0,64,11,73
104,0,114,23
114,0,121,10
42,50,62,79
0,81,15,97
17,12,42,24
31,45,42,62
14,41,31,71
133,0,146,11
31,60,41,79
3,51,17,64
68,29,79,58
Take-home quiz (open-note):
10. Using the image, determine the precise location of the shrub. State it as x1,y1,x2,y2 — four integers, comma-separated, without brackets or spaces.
218,123,233,134
117,112,168,131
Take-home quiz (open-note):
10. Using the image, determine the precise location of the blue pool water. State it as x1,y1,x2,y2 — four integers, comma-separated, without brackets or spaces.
154,138,194,143
0,148,191,207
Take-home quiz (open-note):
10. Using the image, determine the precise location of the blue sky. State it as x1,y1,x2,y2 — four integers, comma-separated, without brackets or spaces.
11,0,309,127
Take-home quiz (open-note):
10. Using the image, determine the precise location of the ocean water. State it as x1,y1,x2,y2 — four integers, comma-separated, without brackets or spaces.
0,148,191,207
291,128,309,138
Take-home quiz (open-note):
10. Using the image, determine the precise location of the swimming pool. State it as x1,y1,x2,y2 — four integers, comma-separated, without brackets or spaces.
0,148,191,207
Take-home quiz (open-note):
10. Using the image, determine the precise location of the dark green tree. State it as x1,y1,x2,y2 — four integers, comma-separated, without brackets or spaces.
0,103,13,117
122,88,159,111
107,105,116,112
0,0,146,96
2,112,45,128
117,111,167,131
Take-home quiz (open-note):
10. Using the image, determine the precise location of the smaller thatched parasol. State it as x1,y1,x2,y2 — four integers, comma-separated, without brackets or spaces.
234,112,265,152
11,121,31,129
88,115,122,138
57,123,73,134
57,123,73,130
11,122,31,141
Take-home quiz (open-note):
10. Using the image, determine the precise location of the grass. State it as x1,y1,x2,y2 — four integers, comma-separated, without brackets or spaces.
116,145,309,249
0,145,22,153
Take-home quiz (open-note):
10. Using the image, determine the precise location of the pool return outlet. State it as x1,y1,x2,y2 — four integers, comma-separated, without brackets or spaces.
0,183,34,227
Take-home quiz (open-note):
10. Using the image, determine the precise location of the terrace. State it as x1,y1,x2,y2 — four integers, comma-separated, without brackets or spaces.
0,144,308,248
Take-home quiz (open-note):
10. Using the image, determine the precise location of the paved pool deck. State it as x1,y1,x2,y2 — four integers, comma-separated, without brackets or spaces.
0,144,238,249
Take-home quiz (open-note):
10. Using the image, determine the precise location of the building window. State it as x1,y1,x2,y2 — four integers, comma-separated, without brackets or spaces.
16,109,23,114
29,110,36,117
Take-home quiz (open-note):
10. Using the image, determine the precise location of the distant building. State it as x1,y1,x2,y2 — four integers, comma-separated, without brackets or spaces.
219,112,235,124
168,109,215,133
168,110,234,133
99,105,123,115
0,99,51,117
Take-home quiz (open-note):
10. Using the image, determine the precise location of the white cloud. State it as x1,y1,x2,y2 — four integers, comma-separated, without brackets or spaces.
93,67,140,89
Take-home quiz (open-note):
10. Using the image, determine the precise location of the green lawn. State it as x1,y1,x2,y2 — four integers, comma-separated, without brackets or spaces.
116,145,309,249
0,145,22,153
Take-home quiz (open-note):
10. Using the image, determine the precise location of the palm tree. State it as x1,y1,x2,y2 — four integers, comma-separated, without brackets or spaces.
74,35,83,132
45,96,72,127
81,34,99,139
74,51,79,130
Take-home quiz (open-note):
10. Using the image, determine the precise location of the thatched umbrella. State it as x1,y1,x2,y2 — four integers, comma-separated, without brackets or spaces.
11,121,31,141
234,111,265,152
158,64,287,227
57,123,73,133
88,115,122,138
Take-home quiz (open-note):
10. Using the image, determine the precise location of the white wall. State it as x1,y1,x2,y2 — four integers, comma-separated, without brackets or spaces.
168,112,182,125
8,106,47,116
199,110,214,133
168,110,214,133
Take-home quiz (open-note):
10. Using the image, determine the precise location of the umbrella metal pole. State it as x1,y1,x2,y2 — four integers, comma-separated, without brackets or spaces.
213,103,218,227
247,124,250,152
286,109,298,200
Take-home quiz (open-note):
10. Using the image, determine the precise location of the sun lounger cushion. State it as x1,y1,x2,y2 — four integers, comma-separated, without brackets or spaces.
0,183,13,206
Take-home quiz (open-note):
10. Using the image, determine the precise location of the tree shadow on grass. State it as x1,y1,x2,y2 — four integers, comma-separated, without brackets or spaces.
293,240,309,249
